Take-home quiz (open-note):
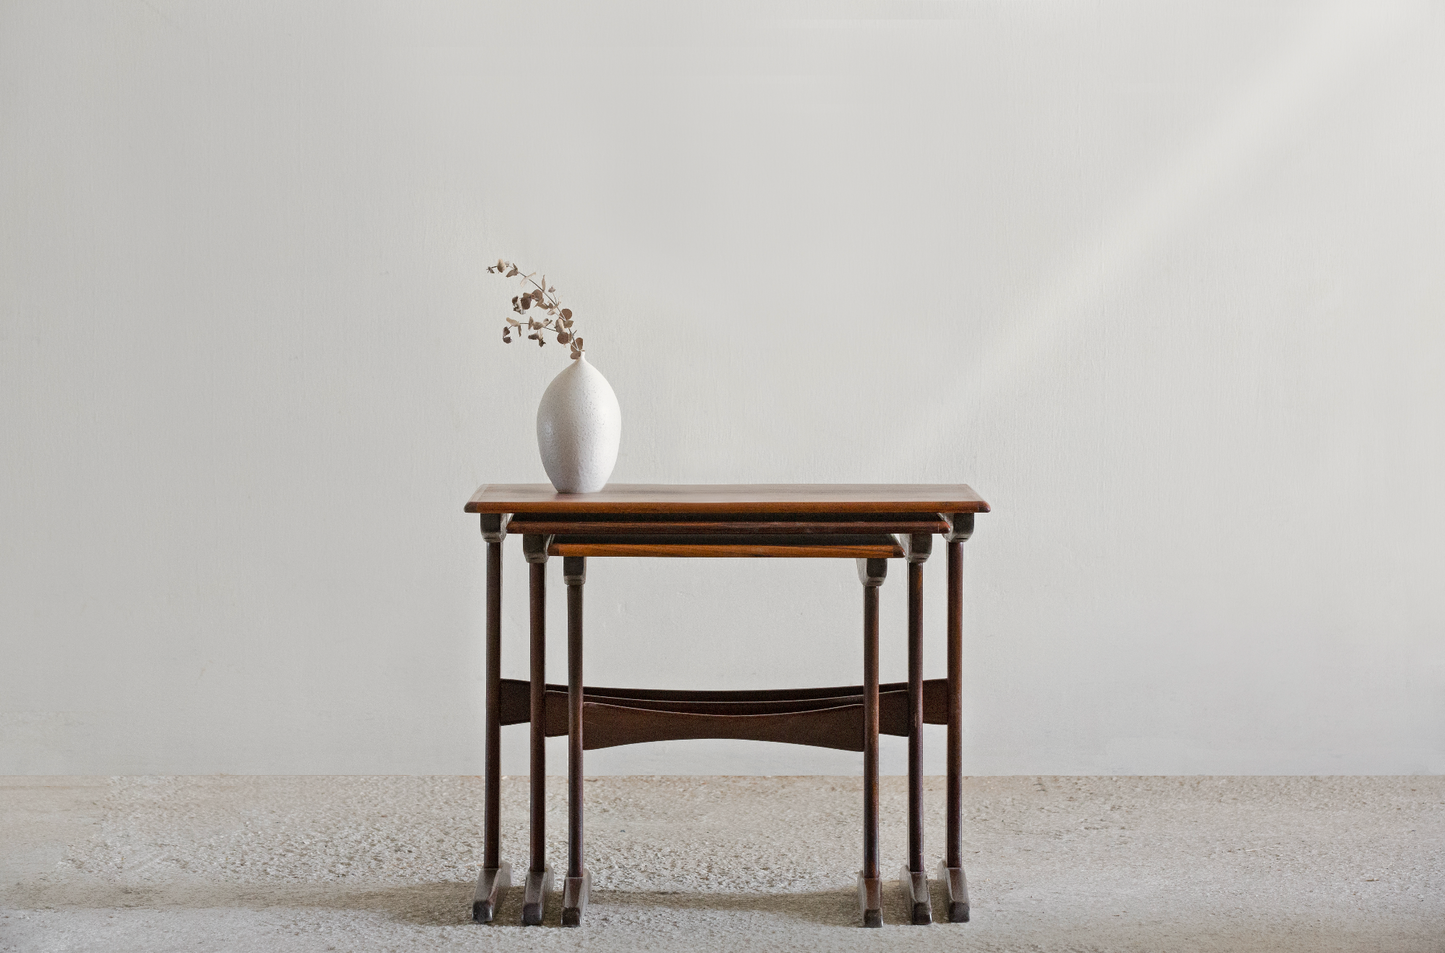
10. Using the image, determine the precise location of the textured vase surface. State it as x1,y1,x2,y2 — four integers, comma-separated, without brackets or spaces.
535,355,621,493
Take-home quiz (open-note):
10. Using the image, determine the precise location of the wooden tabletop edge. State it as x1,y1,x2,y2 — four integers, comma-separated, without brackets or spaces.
464,484,991,514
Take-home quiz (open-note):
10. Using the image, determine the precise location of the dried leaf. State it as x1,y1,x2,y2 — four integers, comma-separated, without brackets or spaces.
489,260,586,358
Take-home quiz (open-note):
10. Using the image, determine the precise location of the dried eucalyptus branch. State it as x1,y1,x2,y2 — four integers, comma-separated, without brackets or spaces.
486,259,584,360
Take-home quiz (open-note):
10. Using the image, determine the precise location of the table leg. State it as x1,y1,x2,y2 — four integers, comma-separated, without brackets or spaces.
856,557,887,928
936,519,972,923
901,534,933,925
522,536,553,926
562,556,591,927
473,518,512,922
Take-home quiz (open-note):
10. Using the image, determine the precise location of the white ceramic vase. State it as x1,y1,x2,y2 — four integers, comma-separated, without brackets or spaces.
535,355,621,493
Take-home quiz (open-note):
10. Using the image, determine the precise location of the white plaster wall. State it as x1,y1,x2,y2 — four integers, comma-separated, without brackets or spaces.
2,0,1442,776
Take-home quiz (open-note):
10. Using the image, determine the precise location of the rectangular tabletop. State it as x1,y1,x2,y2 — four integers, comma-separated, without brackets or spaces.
465,483,990,516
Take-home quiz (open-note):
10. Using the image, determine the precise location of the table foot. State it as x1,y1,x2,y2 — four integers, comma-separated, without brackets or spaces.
561,868,591,927
899,865,932,925
857,872,883,927
471,861,511,923
521,866,552,926
936,860,970,922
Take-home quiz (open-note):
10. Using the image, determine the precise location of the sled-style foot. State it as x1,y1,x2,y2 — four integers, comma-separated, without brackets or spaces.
858,872,883,927
561,869,590,927
936,860,970,923
521,866,553,926
471,861,511,923
900,865,932,925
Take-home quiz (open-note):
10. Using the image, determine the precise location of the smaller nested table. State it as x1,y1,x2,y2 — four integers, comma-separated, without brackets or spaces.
464,484,989,927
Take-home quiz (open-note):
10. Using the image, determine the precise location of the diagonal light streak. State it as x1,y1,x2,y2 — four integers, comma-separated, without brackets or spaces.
902,0,1419,468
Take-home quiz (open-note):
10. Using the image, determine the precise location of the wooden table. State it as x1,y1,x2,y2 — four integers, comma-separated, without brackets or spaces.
464,484,990,928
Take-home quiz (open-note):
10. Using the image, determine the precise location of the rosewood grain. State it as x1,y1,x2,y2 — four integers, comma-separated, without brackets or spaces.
936,860,971,924
507,518,951,535
900,865,931,927
495,677,952,745
563,555,587,927
857,556,886,928
520,866,551,928
465,483,991,929
483,538,503,872
473,513,512,924
547,533,905,559
523,542,550,927
466,483,990,515
946,539,963,871
581,700,872,751
500,679,947,705
941,528,972,923
906,573,926,864
471,863,510,925
561,870,590,928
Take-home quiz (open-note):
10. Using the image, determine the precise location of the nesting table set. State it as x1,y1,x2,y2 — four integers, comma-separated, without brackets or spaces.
464,484,989,927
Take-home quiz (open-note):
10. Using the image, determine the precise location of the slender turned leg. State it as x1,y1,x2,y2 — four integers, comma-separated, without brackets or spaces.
473,515,512,922
936,515,973,923
521,535,553,926
898,534,932,924
561,556,591,927
856,557,887,928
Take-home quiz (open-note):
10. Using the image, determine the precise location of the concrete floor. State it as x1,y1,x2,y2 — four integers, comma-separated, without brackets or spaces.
1,775,1441,952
